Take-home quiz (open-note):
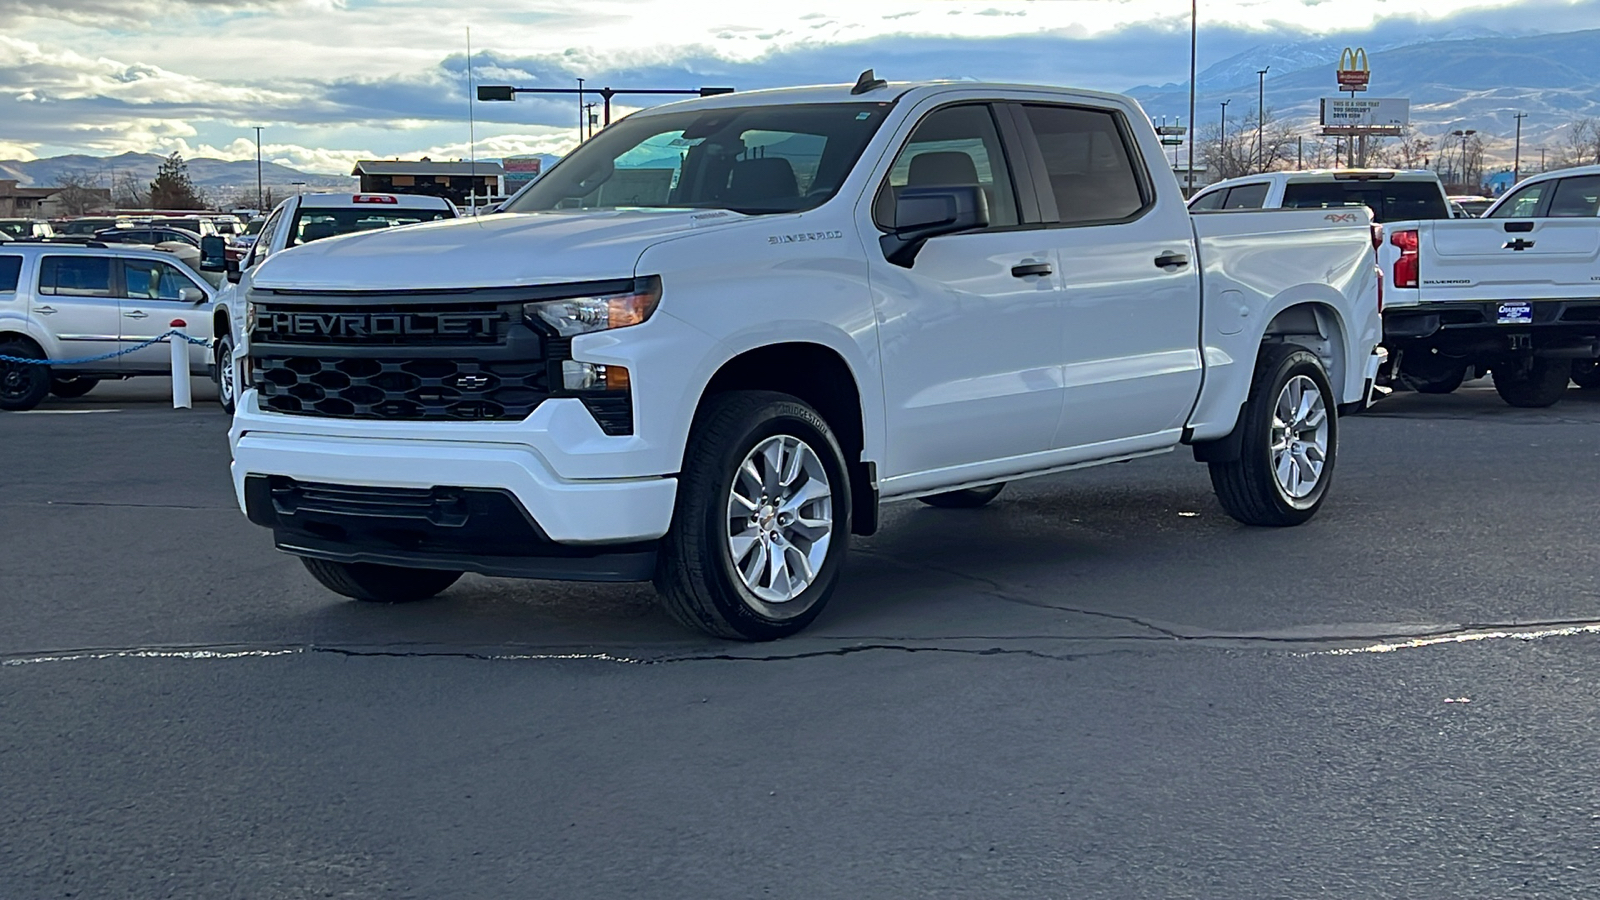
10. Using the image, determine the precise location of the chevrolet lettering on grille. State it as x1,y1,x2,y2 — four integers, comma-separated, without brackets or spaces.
256,311,501,339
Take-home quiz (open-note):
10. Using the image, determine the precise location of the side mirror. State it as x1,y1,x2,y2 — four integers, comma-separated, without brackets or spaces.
879,185,989,268
180,286,207,304
225,257,242,284
199,235,227,271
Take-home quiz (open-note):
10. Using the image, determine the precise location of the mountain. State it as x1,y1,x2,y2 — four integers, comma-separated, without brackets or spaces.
1129,28,1600,167
0,152,353,198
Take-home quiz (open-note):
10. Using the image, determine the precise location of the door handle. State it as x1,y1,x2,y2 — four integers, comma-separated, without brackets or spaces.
124,310,149,319
1011,261,1053,278
35,305,56,315
1154,252,1190,269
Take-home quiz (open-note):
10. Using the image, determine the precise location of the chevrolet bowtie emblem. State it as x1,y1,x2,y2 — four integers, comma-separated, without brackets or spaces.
455,374,491,390
1503,238,1536,251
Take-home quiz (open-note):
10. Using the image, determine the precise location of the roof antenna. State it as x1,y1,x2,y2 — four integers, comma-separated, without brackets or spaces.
851,69,888,95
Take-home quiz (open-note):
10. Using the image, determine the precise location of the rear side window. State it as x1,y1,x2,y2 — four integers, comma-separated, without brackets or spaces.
0,255,21,292
38,256,114,297
1188,190,1225,211
1545,176,1600,217
1023,105,1147,225
1281,181,1449,222
1222,183,1269,209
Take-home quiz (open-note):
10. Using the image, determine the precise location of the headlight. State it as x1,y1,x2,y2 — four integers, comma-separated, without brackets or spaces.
523,277,661,337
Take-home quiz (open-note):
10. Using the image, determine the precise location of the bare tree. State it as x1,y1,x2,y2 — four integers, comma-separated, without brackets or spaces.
1554,118,1600,168
1198,107,1304,179
111,170,148,208
1376,132,1434,169
52,169,108,216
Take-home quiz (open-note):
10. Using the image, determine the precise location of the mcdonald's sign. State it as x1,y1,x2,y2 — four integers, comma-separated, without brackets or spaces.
1337,47,1370,91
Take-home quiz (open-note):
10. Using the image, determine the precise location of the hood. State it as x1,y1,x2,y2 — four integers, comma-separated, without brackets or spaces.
251,208,752,291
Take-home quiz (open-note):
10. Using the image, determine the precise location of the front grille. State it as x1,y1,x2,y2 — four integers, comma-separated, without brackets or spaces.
269,478,471,526
255,357,550,420
251,302,512,347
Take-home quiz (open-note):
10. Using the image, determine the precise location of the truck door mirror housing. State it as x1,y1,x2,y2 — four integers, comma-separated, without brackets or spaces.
880,185,989,268
225,257,242,284
199,235,227,271
179,286,206,304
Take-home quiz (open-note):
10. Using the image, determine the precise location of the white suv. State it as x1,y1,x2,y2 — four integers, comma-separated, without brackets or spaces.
1190,169,1452,223
0,243,215,410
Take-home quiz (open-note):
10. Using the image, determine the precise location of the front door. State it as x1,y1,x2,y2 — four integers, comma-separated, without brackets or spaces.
33,254,123,371
1011,102,1203,448
118,257,213,373
864,101,1064,479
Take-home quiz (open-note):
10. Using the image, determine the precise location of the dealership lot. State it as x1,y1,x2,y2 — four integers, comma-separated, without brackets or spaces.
4,381,1600,897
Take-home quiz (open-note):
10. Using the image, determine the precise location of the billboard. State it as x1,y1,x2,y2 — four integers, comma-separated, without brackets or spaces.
1336,47,1370,92
503,156,543,190
1320,97,1409,135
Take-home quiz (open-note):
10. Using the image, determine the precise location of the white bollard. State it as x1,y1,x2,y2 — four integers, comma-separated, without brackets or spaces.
169,319,192,409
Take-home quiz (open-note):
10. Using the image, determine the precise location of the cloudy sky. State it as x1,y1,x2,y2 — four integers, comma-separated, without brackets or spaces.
2,0,1596,173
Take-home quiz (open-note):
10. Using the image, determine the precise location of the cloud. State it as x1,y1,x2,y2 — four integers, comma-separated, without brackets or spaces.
0,0,333,28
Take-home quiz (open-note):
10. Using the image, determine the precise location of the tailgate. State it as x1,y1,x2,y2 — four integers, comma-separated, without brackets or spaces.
1416,219,1600,301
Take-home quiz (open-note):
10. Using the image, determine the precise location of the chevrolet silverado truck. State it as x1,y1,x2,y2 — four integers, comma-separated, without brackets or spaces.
1378,164,1600,406
229,75,1382,640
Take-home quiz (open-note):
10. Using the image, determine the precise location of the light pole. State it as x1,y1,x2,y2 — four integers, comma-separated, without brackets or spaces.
1513,112,1527,184
479,84,737,132
253,126,263,211
1256,66,1269,172
1451,128,1477,190
291,181,306,197
1185,0,1196,197
576,77,585,144
1220,100,1231,176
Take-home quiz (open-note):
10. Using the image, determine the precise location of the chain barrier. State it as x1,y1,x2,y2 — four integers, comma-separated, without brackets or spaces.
0,330,209,367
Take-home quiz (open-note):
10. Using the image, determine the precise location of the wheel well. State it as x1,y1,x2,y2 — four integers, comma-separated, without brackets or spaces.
1263,302,1347,395
213,308,232,343
0,331,43,355
699,343,876,535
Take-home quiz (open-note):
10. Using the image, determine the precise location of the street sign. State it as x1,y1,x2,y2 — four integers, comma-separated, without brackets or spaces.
1320,97,1408,136
503,156,543,189
1337,47,1370,92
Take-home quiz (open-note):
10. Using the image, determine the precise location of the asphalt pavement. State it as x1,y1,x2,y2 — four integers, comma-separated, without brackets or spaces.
3,377,1599,898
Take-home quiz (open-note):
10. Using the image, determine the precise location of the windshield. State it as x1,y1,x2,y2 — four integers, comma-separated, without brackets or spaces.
504,102,890,215
286,208,453,247
1281,180,1450,223
0,222,28,238
245,219,265,235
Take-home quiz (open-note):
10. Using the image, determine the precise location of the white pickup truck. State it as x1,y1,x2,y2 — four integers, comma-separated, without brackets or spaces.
199,192,458,411
1379,164,1600,405
229,75,1382,640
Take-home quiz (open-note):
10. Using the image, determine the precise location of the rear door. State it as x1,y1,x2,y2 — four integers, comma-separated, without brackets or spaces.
34,255,123,370
117,256,214,373
1009,100,1203,448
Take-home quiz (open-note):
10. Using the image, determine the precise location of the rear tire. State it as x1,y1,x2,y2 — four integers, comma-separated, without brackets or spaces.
1571,360,1600,390
49,375,99,399
919,483,1006,508
656,391,851,641
299,557,461,602
1408,363,1467,394
0,340,50,411
1492,359,1570,408
1209,344,1338,527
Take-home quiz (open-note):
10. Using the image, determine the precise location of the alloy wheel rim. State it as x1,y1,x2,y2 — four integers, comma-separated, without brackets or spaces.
726,434,833,605
219,345,234,405
1270,375,1329,500
1,363,32,398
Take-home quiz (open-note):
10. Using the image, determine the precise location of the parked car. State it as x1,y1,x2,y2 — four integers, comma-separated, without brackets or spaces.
0,243,216,410
1377,164,1600,405
55,217,133,236
150,216,219,238
0,219,55,240
93,226,202,248
225,76,1383,639
1449,194,1496,217
1190,169,1453,223
199,192,457,412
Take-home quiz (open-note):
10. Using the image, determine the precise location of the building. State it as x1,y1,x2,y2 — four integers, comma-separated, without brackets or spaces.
0,180,114,218
350,160,505,207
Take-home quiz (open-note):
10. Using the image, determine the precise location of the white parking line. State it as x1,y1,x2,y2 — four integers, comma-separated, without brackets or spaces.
12,409,121,415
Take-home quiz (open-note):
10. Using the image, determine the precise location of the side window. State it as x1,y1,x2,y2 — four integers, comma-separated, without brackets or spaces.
38,256,114,298
0,255,21,293
1489,182,1548,218
246,209,285,267
1189,189,1226,211
1222,183,1269,209
874,104,1020,229
122,259,196,301
1022,104,1147,225
1546,176,1600,217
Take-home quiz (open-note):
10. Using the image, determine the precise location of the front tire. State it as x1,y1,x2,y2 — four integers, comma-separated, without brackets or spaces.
1492,359,1570,408
49,375,99,399
215,333,236,413
1209,344,1338,527
0,340,50,411
656,391,851,641
300,557,461,602
920,483,1006,508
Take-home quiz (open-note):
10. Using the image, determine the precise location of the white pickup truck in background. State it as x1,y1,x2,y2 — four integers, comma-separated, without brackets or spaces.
228,75,1382,640
199,192,458,411
1378,164,1600,405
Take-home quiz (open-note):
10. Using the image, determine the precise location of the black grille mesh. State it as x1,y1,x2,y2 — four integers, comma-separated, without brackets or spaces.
255,357,550,420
